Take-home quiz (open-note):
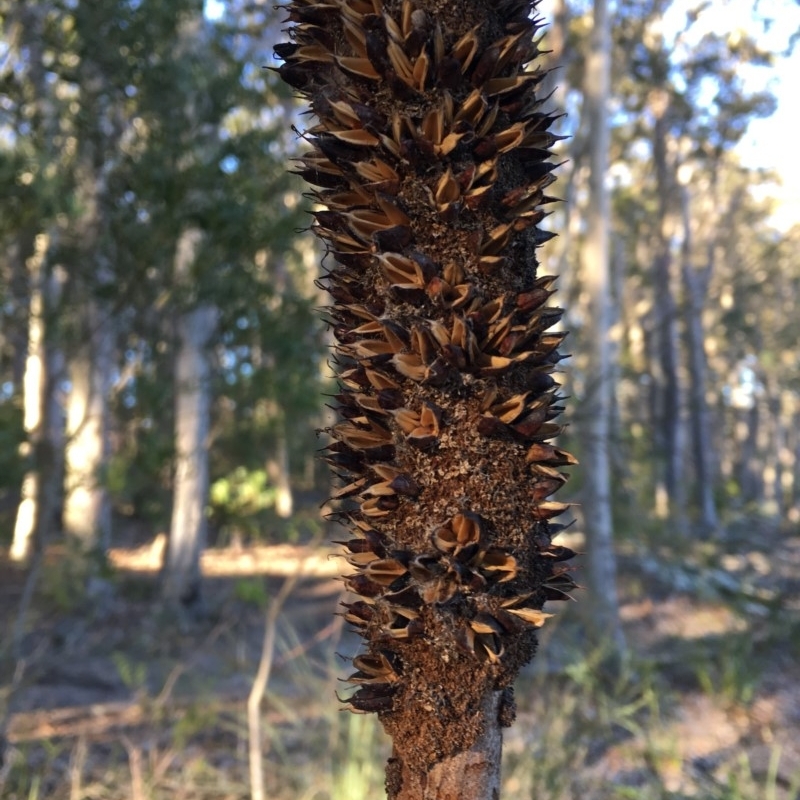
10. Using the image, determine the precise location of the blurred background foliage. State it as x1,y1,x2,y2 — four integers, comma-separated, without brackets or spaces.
0,0,329,545
0,0,798,547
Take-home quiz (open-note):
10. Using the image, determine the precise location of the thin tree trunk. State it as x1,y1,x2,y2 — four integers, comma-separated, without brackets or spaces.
10,235,62,562
2,233,38,530
162,229,219,606
63,301,113,551
718,383,735,492
266,419,293,519
11,238,49,563
62,131,117,552
680,182,718,534
654,252,685,518
651,93,687,525
247,571,300,800
775,390,794,519
753,395,768,508
8,5,63,563
737,401,760,506
791,410,800,517
250,250,295,521
765,389,784,517
45,276,66,534
5,232,36,391
608,236,628,485
579,0,626,653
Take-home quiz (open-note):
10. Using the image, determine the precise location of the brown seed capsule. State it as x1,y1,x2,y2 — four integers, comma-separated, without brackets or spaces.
340,600,376,628
349,652,399,684
341,684,395,713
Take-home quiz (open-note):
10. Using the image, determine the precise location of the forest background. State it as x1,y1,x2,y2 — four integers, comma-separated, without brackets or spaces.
1,0,799,798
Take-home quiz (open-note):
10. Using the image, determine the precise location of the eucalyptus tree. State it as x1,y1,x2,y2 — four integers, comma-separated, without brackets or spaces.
579,0,626,650
1,0,73,561
109,2,316,603
2,0,320,584
608,0,776,529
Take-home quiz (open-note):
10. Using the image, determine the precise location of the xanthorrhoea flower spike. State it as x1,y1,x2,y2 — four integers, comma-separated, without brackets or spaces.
276,1,576,795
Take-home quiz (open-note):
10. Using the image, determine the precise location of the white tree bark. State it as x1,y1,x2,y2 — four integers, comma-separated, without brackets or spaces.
266,421,293,519
11,237,66,562
8,6,64,563
62,100,117,553
651,92,688,526
579,0,626,653
162,229,219,605
10,235,50,563
63,300,113,551
680,180,719,534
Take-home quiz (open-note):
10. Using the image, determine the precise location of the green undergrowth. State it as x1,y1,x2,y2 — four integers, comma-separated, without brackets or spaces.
2,527,798,800
3,634,795,800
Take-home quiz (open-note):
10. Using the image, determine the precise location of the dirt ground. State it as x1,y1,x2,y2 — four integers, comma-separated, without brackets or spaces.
1,521,799,799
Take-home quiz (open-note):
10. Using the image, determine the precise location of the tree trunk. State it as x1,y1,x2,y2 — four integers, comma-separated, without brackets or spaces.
737,400,760,506
5,231,36,392
8,5,64,563
250,250,295,522
791,409,800,520
161,229,219,607
62,100,117,553
774,389,795,520
651,92,687,526
608,233,629,498
579,0,626,653
10,235,60,562
266,419,293,519
63,301,113,551
1,232,37,523
277,1,578,795
680,182,718,534
764,389,783,517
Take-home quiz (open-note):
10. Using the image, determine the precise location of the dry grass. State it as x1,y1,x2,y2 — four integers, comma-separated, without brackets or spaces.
1,526,799,800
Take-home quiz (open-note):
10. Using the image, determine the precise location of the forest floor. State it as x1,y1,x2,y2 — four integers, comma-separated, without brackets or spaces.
1,517,799,800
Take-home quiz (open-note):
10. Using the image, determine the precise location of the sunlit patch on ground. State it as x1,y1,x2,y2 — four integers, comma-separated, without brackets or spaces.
107,536,346,577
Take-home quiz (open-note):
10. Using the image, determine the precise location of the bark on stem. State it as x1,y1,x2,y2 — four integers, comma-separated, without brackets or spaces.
388,690,503,800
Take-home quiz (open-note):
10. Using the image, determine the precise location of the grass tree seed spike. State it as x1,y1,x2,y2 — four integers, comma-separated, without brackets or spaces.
276,0,575,777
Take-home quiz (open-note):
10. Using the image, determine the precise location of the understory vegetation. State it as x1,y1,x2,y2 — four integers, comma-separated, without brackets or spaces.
2,514,799,799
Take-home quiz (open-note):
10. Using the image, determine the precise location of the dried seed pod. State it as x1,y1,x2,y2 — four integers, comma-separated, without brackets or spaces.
541,544,579,561
431,511,486,556
340,599,376,629
478,547,518,582
349,652,400,684
500,596,554,627
341,684,396,713
363,558,408,585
